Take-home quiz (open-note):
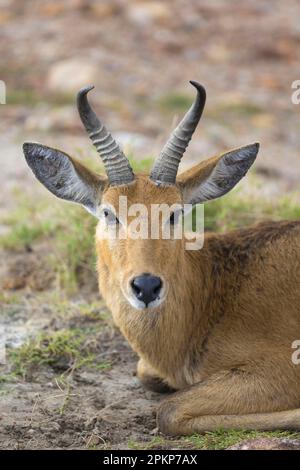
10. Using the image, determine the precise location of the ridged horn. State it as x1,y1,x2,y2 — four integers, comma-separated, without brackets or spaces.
77,85,134,186
150,81,206,185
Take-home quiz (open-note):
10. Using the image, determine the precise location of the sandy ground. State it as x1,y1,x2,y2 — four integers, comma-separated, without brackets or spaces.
0,298,158,449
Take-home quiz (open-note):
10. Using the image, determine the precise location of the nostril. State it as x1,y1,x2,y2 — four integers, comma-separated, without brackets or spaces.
154,286,160,295
131,281,142,298
153,279,162,295
131,279,138,291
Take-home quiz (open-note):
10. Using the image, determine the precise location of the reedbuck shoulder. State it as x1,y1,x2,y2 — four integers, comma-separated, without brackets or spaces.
23,82,300,435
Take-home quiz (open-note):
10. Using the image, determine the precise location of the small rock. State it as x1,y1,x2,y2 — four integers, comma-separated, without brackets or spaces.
228,437,300,450
126,2,171,26
150,426,158,435
25,106,77,132
86,433,102,447
91,2,121,18
47,59,98,93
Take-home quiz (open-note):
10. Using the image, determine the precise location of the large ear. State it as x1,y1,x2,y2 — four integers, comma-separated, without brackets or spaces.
23,143,107,216
177,143,259,205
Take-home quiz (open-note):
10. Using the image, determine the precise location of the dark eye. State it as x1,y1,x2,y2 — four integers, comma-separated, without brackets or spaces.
103,209,119,225
169,210,183,225
169,212,175,225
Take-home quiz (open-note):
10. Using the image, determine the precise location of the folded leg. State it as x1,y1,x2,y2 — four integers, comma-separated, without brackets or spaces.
157,361,300,435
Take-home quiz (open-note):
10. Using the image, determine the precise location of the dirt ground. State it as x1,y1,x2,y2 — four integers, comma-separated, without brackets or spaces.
1,0,300,450
0,293,158,450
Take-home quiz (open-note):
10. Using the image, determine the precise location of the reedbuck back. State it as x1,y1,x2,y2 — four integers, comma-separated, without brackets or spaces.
24,82,300,435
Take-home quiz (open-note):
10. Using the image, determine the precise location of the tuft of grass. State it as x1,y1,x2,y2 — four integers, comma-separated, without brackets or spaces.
207,101,264,122
53,205,97,292
0,373,19,385
128,436,166,450
129,156,154,173
9,328,110,379
7,89,42,106
204,190,300,232
7,88,74,107
0,291,22,305
0,194,58,250
0,223,53,250
181,429,300,450
0,191,96,292
128,429,300,450
73,300,111,323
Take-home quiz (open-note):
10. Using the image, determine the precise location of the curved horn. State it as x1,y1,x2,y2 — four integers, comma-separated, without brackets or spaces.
77,85,134,186
150,81,206,185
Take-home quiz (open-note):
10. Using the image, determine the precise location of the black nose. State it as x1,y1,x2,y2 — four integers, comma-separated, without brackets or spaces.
131,274,162,307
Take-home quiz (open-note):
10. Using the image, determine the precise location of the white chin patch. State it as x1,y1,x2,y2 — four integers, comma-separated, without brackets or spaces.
125,294,164,310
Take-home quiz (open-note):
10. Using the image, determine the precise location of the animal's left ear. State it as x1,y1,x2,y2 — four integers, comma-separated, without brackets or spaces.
177,143,259,205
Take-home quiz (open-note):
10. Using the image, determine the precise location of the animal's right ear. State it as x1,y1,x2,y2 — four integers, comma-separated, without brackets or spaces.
23,143,107,216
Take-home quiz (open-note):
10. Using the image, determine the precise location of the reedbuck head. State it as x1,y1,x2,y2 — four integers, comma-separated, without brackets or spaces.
24,82,259,310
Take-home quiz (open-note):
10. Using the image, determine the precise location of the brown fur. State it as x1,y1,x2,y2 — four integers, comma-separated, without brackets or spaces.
96,175,300,435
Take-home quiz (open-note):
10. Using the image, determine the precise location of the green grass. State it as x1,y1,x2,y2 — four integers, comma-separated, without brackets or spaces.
128,429,300,450
8,327,110,380
7,88,74,107
204,189,300,232
0,192,96,292
129,156,155,172
156,92,263,122
0,291,22,305
53,205,97,291
0,194,58,250
207,101,264,122
181,429,300,450
0,222,53,250
0,295,112,384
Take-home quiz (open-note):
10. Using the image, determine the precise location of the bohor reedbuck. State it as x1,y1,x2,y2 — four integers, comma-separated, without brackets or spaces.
23,81,300,435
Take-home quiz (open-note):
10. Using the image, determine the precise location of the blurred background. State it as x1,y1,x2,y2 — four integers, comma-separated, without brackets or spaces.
1,0,300,200
1,0,300,450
